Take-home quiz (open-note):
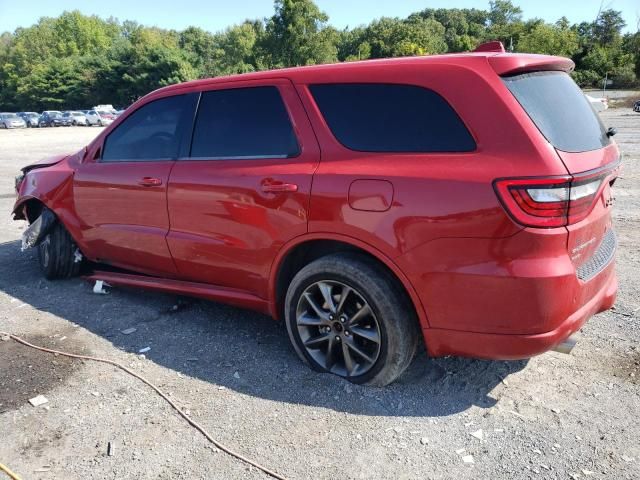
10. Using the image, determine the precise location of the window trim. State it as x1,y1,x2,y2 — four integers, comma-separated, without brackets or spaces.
309,82,477,154
181,84,301,162
99,92,198,163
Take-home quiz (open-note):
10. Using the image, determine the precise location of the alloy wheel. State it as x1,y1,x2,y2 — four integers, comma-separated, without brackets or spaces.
295,280,382,378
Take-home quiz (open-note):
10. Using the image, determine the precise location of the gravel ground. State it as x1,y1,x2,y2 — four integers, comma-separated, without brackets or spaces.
0,111,639,480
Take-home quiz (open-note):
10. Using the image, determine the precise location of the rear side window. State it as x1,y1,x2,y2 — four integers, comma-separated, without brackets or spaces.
309,83,476,153
102,94,194,162
190,86,299,159
503,71,610,153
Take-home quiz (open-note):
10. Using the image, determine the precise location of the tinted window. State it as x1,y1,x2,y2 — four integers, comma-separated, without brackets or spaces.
190,86,299,159
310,84,475,153
102,95,194,162
503,71,610,153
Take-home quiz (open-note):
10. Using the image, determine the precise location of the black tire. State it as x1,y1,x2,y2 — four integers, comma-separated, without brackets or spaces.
285,253,419,386
38,222,81,280
98,119,103,126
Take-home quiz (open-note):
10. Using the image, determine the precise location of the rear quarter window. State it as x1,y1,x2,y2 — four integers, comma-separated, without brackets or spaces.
502,71,610,153
309,83,476,153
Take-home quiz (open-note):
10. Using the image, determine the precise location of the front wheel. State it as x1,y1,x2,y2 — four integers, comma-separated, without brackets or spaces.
285,253,419,386
38,222,82,280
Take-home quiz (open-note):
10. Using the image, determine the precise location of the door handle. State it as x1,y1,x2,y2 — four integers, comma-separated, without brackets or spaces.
138,177,163,187
261,182,298,193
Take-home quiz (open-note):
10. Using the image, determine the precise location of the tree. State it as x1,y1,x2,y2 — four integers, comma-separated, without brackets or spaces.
262,0,337,67
517,22,580,57
488,0,522,26
593,9,626,46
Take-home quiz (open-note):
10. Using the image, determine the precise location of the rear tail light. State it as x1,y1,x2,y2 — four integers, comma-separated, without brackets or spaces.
494,174,607,228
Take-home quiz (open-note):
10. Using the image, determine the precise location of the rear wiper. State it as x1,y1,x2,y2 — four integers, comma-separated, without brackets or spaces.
606,127,617,137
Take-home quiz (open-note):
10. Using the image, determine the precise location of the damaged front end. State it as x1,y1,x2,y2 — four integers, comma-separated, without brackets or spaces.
21,208,56,251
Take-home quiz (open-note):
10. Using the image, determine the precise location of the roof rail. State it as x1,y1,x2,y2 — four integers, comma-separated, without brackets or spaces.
473,41,506,53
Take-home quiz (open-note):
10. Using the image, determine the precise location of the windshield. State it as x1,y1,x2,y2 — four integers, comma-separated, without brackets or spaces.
502,71,610,153
4,113,19,119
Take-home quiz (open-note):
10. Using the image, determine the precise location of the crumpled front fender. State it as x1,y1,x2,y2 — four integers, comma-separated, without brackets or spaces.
13,156,75,221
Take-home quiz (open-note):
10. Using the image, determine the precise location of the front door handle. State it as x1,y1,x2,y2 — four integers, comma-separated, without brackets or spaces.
261,182,298,193
138,177,163,187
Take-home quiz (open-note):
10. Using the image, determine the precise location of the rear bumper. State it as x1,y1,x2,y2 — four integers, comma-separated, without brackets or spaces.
423,265,617,359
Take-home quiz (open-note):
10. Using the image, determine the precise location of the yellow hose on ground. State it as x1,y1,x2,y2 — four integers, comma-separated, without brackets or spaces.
0,462,22,480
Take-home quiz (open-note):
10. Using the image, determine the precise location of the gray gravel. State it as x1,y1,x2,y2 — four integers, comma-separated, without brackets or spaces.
0,111,639,479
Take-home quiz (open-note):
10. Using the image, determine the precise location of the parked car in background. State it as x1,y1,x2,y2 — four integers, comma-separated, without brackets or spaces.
585,94,608,112
634,100,640,113
18,112,40,128
0,112,27,129
13,44,620,386
39,111,71,127
85,110,115,126
63,111,88,126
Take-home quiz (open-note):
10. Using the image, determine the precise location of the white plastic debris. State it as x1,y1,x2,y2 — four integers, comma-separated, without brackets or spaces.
420,437,429,445
121,327,137,335
139,347,151,353
93,280,109,294
233,371,240,379
462,455,475,464
469,429,484,441
28,395,49,407
73,249,83,263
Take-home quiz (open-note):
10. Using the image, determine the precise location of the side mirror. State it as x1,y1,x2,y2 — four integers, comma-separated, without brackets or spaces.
606,127,617,138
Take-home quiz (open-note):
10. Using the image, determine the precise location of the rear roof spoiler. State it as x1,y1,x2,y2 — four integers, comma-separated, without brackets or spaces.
489,54,575,76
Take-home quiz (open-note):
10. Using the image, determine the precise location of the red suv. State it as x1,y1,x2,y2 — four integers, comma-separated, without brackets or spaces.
14,43,619,386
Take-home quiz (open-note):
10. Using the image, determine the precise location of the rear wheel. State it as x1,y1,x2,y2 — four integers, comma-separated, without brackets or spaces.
285,253,419,386
38,222,81,280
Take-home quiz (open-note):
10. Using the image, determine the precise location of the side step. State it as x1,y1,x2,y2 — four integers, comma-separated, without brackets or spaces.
84,271,270,315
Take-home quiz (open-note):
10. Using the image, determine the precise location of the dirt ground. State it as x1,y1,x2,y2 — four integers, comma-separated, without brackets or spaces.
0,110,639,480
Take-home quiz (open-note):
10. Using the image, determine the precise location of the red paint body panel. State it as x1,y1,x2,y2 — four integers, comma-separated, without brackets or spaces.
13,51,619,362
72,161,178,276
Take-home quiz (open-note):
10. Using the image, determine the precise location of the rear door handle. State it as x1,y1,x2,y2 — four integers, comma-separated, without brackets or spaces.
138,177,163,187
261,182,298,193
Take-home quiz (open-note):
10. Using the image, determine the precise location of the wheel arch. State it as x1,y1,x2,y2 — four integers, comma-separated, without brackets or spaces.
269,233,430,330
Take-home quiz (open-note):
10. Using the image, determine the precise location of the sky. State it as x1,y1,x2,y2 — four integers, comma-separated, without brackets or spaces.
0,0,638,34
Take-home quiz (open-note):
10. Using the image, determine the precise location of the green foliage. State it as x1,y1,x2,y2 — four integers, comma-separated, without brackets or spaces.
0,1,637,110
517,22,579,57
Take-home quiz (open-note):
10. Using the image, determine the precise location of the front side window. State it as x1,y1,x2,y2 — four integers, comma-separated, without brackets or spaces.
310,83,476,153
190,86,299,159
102,95,194,162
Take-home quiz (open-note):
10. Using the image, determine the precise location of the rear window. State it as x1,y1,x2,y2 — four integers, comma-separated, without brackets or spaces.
503,71,610,153
309,83,476,153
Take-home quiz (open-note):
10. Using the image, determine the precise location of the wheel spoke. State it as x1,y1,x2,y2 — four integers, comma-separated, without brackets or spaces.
318,282,336,313
346,339,375,365
297,313,326,327
304,292,328,319
304,333,331,348
350,326,380,344
341,341,355,376
335,285,352,315
325,336,337,370
348,304,372,326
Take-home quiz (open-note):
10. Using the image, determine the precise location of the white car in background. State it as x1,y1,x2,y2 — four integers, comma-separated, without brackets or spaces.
62,111,88,126
85,109,116,126
585,94,608,112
